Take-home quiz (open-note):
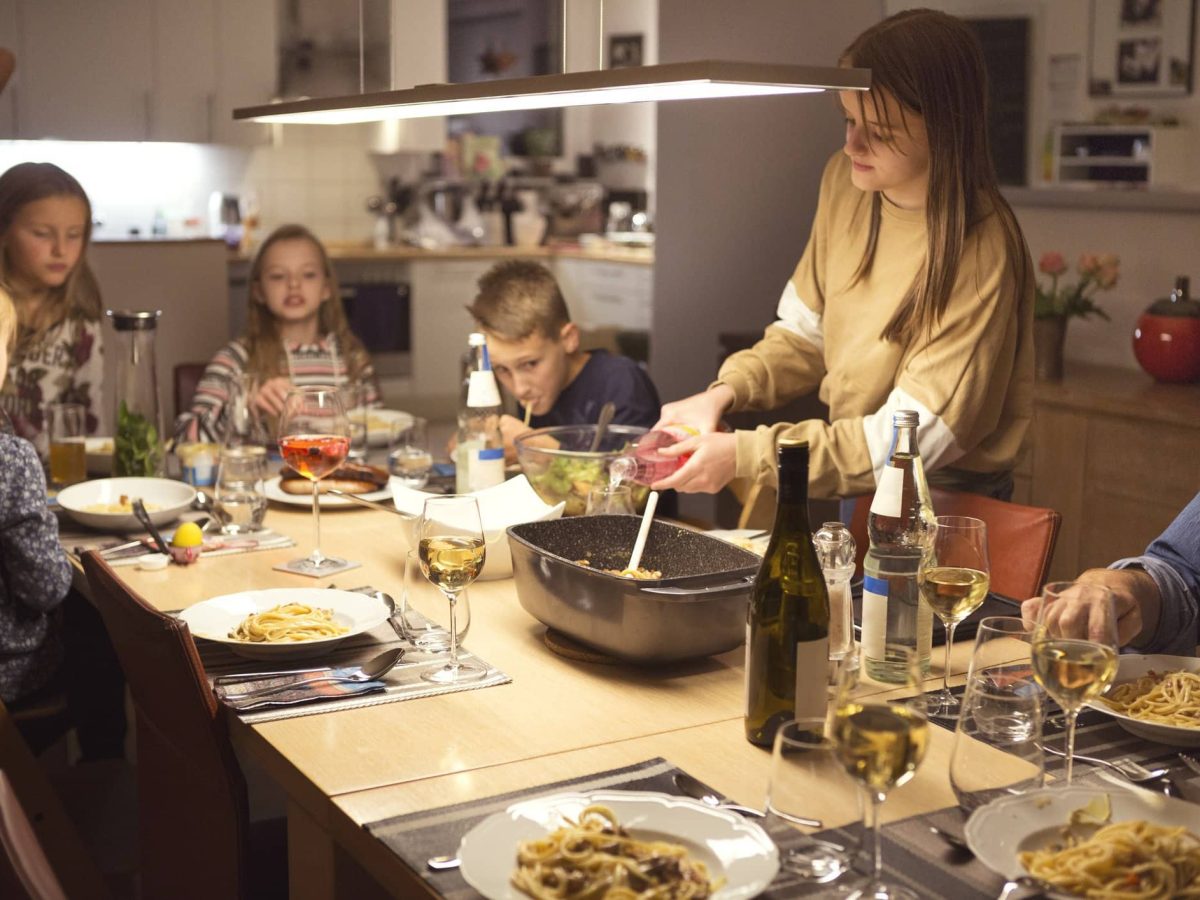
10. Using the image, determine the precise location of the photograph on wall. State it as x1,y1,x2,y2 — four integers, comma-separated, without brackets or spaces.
609,33,643,69
1090,0,1195,95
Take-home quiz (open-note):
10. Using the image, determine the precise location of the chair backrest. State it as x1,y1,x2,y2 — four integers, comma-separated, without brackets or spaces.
0,769,66,900
81,552,250,900
173,362,208,419
849,487,1061,601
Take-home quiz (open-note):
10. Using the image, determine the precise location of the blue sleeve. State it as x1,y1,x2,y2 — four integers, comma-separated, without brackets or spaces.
1110,491,1200,655
606,359,661,431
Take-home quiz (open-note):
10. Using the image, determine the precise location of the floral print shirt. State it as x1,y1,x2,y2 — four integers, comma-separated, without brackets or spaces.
0,317,104,455
0,434,70,703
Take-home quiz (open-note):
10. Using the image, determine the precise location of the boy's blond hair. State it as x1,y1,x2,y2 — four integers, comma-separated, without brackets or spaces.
468,260,570,341
0,287,15,352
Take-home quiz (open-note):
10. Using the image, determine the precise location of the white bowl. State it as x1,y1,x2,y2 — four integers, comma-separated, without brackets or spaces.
57,477,196,532
391,475,565,580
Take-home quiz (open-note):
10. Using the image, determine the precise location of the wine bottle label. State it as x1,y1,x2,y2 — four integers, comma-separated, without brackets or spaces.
861,573,889,661
869,464,905,518
794,636,830,721
467,447,505,491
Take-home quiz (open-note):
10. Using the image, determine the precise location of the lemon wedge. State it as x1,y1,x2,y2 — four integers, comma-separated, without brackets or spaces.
171,521,204,548
1068,794,1111,827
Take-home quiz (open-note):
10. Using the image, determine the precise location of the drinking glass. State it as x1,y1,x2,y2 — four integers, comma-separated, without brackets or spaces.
767,718,859,883
277,387,351,575
401,547,470,651
949,670,1045,812
918,516,990,718
1030,581,1119,785
343,383,370,461
388,416,433,489
213,445,268,534
46,401,87,487
417,495,486,684
832,647,929,900
585,483,635,515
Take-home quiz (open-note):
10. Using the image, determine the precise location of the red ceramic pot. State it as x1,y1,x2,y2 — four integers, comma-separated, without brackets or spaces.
1132,277,1200,383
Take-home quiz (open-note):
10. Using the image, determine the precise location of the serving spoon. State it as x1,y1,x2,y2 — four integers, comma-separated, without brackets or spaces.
587,401,616,453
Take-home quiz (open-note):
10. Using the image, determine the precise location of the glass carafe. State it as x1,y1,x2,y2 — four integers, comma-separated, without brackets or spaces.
108,309,164,477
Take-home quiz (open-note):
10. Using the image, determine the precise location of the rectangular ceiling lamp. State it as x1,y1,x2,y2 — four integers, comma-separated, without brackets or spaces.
234,60,871,125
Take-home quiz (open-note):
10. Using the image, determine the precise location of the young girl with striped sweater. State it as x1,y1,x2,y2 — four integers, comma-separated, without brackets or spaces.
175,224,380,444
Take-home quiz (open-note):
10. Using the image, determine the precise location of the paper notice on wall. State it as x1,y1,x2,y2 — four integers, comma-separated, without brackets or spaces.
1049,54,1083,123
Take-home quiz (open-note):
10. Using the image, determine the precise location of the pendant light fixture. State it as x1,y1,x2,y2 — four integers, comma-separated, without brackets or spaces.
235,1,868,126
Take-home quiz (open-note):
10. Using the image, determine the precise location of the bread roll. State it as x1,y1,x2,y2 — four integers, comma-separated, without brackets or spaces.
278,461,388,495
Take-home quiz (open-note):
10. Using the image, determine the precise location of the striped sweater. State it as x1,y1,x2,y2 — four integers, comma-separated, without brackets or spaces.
174,336,381,444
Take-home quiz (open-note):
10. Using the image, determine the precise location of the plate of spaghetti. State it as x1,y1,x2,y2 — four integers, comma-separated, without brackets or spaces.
966,787,1200,898
1086,654,1200,747
177,588,390,659
457,790,778,899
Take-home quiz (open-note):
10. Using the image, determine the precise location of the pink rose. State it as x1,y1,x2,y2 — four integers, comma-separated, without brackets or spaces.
1038,251,1067,276
1095,263,1119,289
1077,253,1100,276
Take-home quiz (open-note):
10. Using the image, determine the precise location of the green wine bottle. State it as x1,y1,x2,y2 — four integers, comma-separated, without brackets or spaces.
744,440,831,747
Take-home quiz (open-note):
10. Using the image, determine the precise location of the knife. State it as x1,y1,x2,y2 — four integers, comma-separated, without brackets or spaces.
131,498,169,553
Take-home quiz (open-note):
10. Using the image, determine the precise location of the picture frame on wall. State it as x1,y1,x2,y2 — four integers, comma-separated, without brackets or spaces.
1089,0,1196,96
609,33,644,69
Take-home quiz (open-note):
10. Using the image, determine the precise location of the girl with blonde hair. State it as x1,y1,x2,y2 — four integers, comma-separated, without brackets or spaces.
655,9,1033,505
0,162,104,448
176,223,380,443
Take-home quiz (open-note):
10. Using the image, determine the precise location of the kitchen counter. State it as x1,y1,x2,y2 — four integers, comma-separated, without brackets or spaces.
230,241,654,266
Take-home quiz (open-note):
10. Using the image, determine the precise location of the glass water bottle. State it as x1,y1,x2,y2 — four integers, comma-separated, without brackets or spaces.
108,309,164,477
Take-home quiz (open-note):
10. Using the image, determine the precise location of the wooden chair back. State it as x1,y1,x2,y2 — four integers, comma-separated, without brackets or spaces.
849,487,1061,600
81,551,252,899
173,362,208,419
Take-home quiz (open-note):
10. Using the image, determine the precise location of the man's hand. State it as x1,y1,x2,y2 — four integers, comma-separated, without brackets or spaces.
654,385,734,435
1020,568,1161,647
651,431,737,493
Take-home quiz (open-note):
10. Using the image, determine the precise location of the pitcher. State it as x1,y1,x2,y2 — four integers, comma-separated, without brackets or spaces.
108,309,164,477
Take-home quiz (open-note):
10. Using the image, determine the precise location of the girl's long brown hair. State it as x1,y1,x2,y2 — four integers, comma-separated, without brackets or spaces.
0,162,102,343
245,224,371,384
841,9,1031,345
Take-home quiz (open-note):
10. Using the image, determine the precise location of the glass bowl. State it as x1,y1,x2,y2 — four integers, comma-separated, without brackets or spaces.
514,424,650,516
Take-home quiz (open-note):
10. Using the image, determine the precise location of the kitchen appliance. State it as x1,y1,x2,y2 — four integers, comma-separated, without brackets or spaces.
336,262,411,378
547,179,604,238
1132,276,1200,383
507,515,761,663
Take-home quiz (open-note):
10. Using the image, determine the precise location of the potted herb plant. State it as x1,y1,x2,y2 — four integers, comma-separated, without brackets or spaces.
1034,251,1119,381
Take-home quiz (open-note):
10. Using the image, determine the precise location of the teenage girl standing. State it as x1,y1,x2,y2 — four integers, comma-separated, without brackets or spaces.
655,9,1033,503
175,223,380,443
0,162,105,449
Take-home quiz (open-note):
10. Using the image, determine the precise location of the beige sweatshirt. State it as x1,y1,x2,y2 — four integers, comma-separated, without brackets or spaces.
716,152,1034,500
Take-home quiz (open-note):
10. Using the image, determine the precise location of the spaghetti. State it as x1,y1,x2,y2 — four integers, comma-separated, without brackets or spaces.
1103,671,1200,729
511,804,719,900
1020,819,1200,899
228,602,349,643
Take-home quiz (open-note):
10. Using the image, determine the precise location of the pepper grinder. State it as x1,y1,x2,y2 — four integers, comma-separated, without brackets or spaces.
813,521,857,684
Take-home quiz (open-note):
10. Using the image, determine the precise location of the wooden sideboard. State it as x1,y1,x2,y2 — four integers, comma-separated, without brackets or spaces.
1013,363,1200,582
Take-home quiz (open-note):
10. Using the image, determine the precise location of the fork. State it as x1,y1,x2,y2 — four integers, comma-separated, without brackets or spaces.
1041,743,1169,783
1179,753,1200,777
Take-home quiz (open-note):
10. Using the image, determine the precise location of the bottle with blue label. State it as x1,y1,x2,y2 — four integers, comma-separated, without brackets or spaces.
455,332,506,493
861,410,934,682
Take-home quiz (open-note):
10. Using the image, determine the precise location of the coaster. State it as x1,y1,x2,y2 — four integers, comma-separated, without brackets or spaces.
272,558,363,579
543,628,619,665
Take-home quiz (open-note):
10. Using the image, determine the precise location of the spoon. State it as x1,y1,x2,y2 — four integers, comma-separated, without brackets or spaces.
222,647,404,702
426,855,461,871
131,498,170,554
670,772,808,823
587,401,616,453
626,490,659,573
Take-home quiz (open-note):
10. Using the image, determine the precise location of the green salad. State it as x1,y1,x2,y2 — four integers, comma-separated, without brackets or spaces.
526,452,648,516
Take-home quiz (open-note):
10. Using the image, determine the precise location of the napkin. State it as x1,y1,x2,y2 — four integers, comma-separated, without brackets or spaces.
214,666,386,711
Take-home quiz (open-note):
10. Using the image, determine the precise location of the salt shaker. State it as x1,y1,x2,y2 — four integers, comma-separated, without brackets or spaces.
813,521,857,681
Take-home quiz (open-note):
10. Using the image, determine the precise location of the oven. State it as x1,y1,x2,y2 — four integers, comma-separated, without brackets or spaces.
336,261,411,379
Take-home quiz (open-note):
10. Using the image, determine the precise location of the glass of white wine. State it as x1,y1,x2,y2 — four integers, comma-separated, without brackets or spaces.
417,495,487,684
918,516,990,718
832,647,930,900
1030,581,1119,785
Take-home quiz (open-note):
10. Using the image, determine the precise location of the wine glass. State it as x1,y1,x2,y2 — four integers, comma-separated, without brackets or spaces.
1030,581,1119,785
277,387,351,575
832,647,929,900
918,516,990,718
417,495,487,684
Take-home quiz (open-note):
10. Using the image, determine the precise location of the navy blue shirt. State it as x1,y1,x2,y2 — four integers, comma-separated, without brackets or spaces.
527,350,660,431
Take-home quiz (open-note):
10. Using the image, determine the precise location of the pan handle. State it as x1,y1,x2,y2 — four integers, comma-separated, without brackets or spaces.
641,575,756,596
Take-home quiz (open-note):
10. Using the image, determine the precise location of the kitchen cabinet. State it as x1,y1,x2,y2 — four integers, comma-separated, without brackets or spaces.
1015,363,1200,582
151,0,218,143
555,257,653,331
1052,125,1191,189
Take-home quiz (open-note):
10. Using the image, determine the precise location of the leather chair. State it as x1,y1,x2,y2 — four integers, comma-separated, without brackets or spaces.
849,487,1062,601
80,552,285,900
0,769,67,900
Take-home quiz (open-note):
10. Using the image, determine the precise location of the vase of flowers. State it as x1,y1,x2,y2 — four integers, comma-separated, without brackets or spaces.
1034,251,1119,381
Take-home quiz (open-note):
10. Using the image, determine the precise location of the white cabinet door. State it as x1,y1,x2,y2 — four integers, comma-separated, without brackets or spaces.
18,0,153,140
211,0,274,146
408,260,493,403
150,0,218,142
554,258,653,331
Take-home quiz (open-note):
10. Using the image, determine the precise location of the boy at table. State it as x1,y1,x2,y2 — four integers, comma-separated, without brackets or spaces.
467,260,661,457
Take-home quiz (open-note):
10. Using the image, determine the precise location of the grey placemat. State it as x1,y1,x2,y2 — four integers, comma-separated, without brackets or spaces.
194,588,511,724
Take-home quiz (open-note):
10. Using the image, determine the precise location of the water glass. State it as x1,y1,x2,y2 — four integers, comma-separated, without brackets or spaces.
401,548,469,651
343,383,370,461
949,670,1045,812
46,401,86,487
585,483,635,515
213,446,268,534
388,416,433,489
966,616,1036,683
767,718,860,883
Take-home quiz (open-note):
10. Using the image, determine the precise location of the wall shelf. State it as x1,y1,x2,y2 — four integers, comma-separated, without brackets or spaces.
1002,185,1200,213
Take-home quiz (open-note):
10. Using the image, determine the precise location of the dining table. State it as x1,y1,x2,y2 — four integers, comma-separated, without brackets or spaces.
70,499,1048,900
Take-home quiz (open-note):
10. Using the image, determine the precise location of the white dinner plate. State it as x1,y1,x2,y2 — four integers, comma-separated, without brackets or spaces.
349,408,414,448
1085,654,1200,747
177,588,390,660
57,476,196,531
264,475,394,508
458,789,778,900
965,786,1200,890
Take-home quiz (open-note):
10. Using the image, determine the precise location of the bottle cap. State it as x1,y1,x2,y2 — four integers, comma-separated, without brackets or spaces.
892,410,919,427
468,332,487,347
